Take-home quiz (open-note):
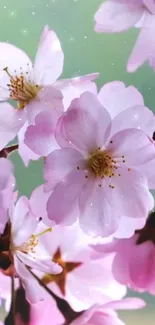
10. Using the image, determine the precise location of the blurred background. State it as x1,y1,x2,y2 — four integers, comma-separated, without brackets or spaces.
0,0,155,323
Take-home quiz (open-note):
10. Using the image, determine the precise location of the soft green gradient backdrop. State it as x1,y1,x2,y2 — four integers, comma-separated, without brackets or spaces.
0,0,155,323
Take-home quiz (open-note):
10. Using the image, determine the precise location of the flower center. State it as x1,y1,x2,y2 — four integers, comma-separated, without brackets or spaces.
87,149,116,179
11,227,52,254
4,67,41,109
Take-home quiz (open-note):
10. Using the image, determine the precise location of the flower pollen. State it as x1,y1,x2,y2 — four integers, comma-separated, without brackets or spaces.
4,66,41,109
87,149,114,179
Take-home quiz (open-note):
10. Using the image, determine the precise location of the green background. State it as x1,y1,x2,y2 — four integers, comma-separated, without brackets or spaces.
0,0,155,323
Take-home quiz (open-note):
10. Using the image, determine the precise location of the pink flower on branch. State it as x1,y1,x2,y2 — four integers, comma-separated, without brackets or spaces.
0,25,98,164
44,92,155,237
94,0,155,72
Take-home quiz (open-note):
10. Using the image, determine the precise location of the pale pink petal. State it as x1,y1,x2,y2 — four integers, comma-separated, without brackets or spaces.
144,0,155,14
127,13,155,72
34,26,64,85
0,103,26,150
55,73,99,109
129,241,155,289
0,43,32,100
25,111,59,157
14,257,45,303
90,311,124,325
98,81,144,118
139,159,155,189
47,170,86,225
104,298,146,310
18,122,40,167
108,128,155,167
105,169,154,219
10,196,38,246
63,92,111,152
16,251,62,274
55,115,74,149
26,85,63,125
44,147,85,191
114,216,146,239
111,105,154,137
79,183,120,237
29,185,52,226
95,1,144,33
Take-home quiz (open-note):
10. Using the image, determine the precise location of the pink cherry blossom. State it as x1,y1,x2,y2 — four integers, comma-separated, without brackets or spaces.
0,25,98,165
92,211,155,294
94,0,155,72
70,298,146,325
44,92,155,237
0,196,62,303
0,158,15,234
29,211,126,311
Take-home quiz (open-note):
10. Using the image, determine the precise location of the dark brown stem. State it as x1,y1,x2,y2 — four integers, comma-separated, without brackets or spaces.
0,144,18,158
27,267,83,323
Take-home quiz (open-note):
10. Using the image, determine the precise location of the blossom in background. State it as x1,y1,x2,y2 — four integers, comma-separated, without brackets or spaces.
0,196,62,303
0,25,98,165
44,91,155,237
94,0,155,72
98,81,155,189
92,211,155,295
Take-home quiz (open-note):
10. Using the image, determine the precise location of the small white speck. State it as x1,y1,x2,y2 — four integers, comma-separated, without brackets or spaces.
32,11,35,15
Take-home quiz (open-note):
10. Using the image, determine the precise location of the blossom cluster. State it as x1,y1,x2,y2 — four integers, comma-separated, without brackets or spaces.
0,1,155,323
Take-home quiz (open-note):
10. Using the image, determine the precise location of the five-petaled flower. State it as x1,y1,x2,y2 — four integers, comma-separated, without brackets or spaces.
0,25,98,165
44,92,155,237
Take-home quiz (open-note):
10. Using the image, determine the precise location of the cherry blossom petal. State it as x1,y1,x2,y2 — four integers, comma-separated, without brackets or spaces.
10,196,38,246
47,170,86,225
95,1,144,33
127,13,155,72
79,183,120,237
14,256,44,303
18,122,40,167
105,169,154,219
108,128,155,167
0,103,26,151
111,105,154,137
55,115,74,149
129,241,155,289
26,85,63,125
16,251,62,275
25,111,59,157
34,26,64,85
0,43,32,99
44,148,85,191
98,81,144,118
29,185,52,226
139,159,155,189
55,73,99,109
63,93,111,152
103,298,146,310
